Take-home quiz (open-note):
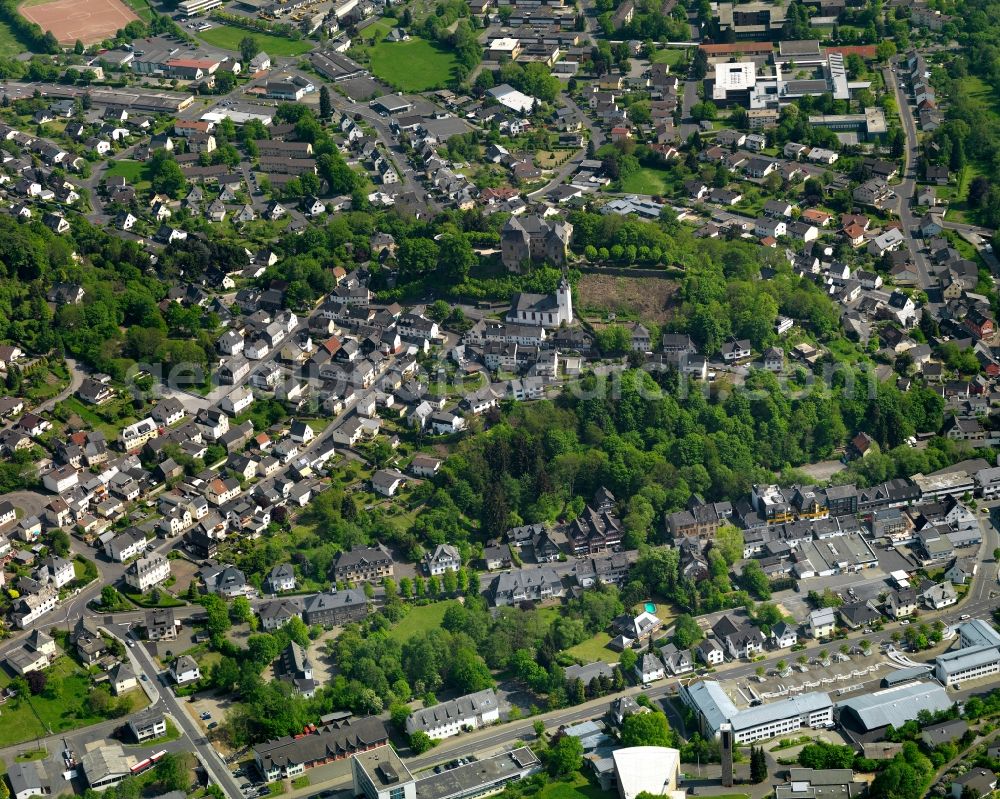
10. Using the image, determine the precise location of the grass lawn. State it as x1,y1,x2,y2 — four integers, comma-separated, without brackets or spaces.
357,17,393,41
122,0,153,21
0,657,147,748
198,25,313,56
121,587,185,608
59,396,135,441
534,606,562,628
619,166,671,196
539,772,612,799
564,632,614,663
369,36,458,91
14,748,47,761
0,19,23,55
536,150,575,168
651,47,688,67
957,74,1000,118
382,503,422,534
105,159,146,182
387,600,456,643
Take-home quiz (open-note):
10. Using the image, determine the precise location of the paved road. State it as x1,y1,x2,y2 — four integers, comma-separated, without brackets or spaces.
125,629,244,798
36,358,85,414
340,100,435,208
679,78,701,139
527,93,601,201
884,62,934,289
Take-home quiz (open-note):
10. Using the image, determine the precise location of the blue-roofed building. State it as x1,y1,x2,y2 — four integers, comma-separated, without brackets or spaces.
680,680,833,743
837,681,952,735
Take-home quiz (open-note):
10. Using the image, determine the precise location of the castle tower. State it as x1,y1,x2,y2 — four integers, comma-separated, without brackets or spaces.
557,276,573,326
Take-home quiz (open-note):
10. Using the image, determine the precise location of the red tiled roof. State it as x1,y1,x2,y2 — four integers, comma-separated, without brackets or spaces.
699,42,773,54
825,45,877,59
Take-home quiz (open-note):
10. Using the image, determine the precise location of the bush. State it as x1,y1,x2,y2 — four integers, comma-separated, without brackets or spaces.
409,731,435,754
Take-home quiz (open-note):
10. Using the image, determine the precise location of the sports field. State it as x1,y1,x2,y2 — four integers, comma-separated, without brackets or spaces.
20,0,138,43
369,36,458,91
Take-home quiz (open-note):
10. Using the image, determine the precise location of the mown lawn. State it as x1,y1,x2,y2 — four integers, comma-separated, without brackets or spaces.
0,657,146,747
651,47,688,67
105,159,146,182
387,600,456,643
369,36,458,91
197,25,313,56
619,166,672,196
564,632,614,663
122,0,153,21
539,772,613,799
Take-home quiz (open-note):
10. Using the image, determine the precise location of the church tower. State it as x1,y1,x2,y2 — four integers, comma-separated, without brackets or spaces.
557,276,573,326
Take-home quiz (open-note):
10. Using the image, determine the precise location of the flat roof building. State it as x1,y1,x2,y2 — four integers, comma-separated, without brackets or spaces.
352,745,416,799
681,680,833,742
416,747,541,799
934,619,1000,687
712,62,757,102
775,768,867,799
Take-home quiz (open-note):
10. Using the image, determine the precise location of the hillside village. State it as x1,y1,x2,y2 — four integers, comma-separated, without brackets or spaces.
0,0,998,796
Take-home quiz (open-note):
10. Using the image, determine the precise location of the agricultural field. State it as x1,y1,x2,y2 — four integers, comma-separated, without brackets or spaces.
577,273,679,324
197,25,313,56
369,36,458,91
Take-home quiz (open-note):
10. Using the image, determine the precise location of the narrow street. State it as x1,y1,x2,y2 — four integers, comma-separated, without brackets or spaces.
884,62,934,289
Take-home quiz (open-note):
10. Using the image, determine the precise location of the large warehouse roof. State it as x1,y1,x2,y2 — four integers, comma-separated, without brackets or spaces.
836,681,952,731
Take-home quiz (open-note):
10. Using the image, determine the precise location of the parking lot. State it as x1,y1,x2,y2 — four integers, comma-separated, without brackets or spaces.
728,647,892,705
